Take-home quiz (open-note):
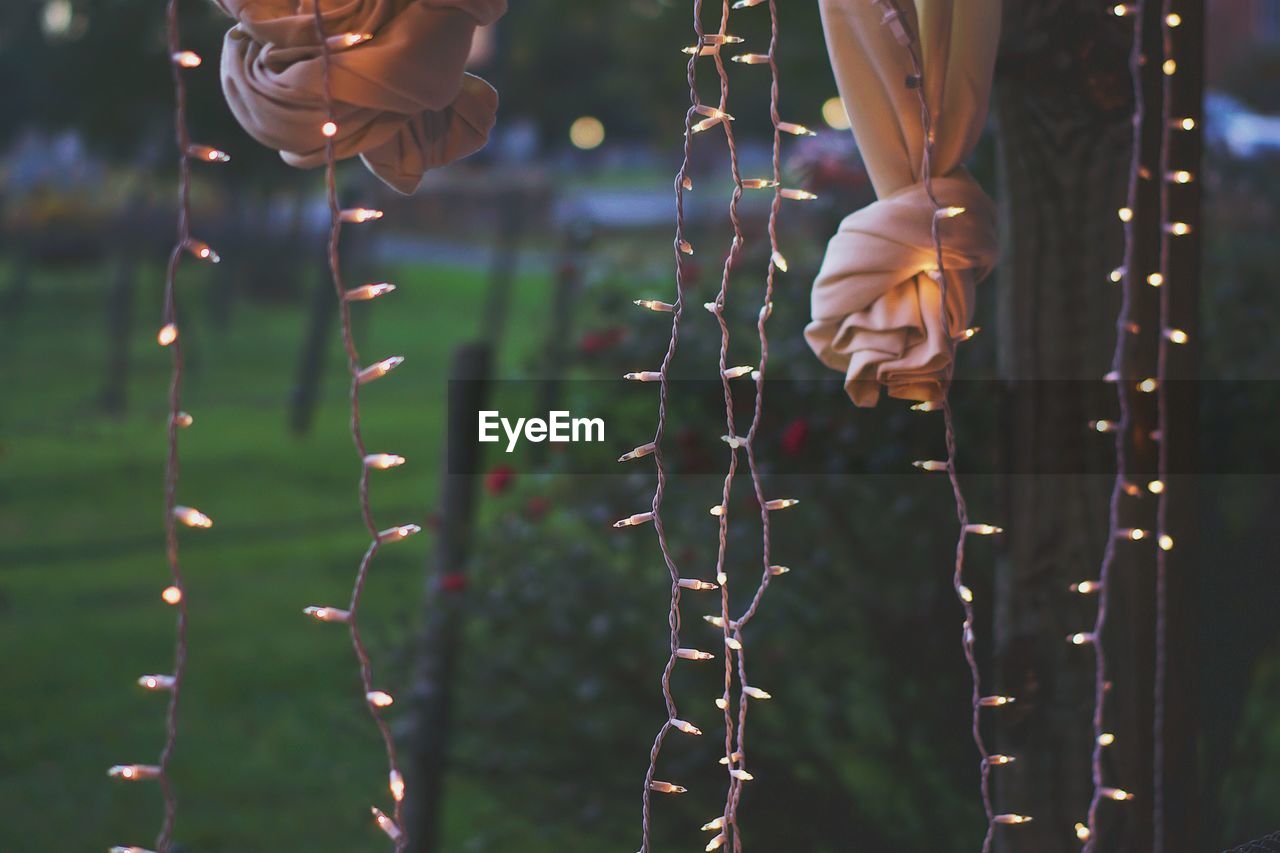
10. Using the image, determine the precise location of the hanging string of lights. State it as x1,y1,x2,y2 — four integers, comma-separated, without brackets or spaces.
302,4,415,847
875,0,1025,844
107,4,223,851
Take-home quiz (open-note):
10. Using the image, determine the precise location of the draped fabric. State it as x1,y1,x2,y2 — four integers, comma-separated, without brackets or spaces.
213,0,507,194
808,0,1001,407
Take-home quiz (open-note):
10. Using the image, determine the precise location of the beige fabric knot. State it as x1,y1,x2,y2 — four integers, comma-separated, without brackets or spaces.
214,0,507,194
805,173,997,407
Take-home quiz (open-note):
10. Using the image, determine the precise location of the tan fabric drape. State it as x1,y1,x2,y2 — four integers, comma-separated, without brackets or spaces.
214,0,506,194
807,0,1001,407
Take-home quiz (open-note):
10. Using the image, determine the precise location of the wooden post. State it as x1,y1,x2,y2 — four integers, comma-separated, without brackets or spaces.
992,1,1199,850
532,216,594,459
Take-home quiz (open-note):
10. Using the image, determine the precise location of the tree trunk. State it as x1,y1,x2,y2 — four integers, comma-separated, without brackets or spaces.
992,2,1199,850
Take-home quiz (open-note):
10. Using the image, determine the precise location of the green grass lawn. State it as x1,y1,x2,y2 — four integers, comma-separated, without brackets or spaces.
0,252,592,851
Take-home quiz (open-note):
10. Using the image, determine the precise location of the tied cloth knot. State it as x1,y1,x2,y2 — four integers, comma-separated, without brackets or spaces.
805,172,997,407
214,0,507,194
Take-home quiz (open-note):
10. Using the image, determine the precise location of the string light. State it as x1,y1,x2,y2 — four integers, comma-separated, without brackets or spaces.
184,238,220,263
157,323,178,347
306,6,411,846
173,505,212,528
172,412,193,428
108,765,162,781
138,675,177,691
186,144,230,163
171,50,201,68
161,586,183,605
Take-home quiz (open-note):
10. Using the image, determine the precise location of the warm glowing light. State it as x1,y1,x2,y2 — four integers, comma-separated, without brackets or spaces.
994,814,1033,825
1102,787,1135,801
108,765,161,781
671,718,703,735
1117,207,1133,222
634,299,674,312
1176,117,1196,130
1167,221,1191,235
779,188,818,201
710,504,727,517
618,443,657,462
161,585,183,605
173,505,212,528
565,115,605,151
1165,328,1188,344
389,769,405,801
304,605,351,623
364,453,406,470
731,53,771,65
173,411,193,428
1112,3,1132,15
988,754,1016,765
357,356,404,384
940,205,966,218
339,208,384,224
1091,419,1116,433
157,323,178,347
771,251,789,272
706,833,727,851
109,847,156,853
958,585,974,603
1076,822,1092,841
188,145,230,163
372,807,403,842
683,44,719,57
1169,170,1193,184
172,51,202,68
979,695,1015,707
1069,632,1094,645
185,239,220,264
914,460,948,472
377,524,421,543
724,636,743,651
321,121,338,137
366,690,394,708
768,565,790,576
1071,580,1101,594
911,401,940,412
966,523,1004,535
649,780,686,794
138,674,176,691
1109,267,1125,283
676,648,715,661
1147,480,1166,494
742,178,779,190
1158,533,1174,551
742,686,772,700
624,371,663,382
729,768,754,781
614,512,654,528
679,578,718,591
722,365,754,379
345,282,396,301
1138,378,1158,393
1098,732,1116,746
679,239,694,255
764,498,799,511
822,96,850,130
1166,12,1182,25
327,32,372,49
1124,527,1149,541
1163,59,1177,75
1147,272,1165,287
777,121,816,136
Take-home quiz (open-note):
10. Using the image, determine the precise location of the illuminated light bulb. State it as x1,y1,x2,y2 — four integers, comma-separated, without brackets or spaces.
682,44,720,56
634,299,674,312
693,104,734,121
779,188,818,201
911,401,940,412
372,807,403,842
172,51,202,68
777,121,817,136
1117,207,1133,222
1112,3,1132,14
389,769,405,801
1147,480,1166,494
1124,527,1149,541
377,524,421,543
742,178,779,189
913,460,948,472
725,636,743,651
764,498,799,511
771,251,789,272
1069,632,1095,645
731,53,771,64
110,847,157,853
679,578,718,591
939,205,966,218
768,565,790,576
709,505,727,517
979,695,1015,707
683,175,694,190
157,323,178,346
345,282,396,301
676,648,715,661
650,780,686,794
994,814,1033,825
720,434,746,450
1158,534,1174,551
304,605,351,623
1102,787,1135,801
715,697,729,710
691,116,725,134
357,356,404,384
671,718,703,735
326,31,372,49
1109,267,1125,283
1138,378,1158,393
186,144,230,164
729,768,754,781
704,302,720,314
364,453,406,470
723,365,754,379
618,443,657,462
340,208,384,223
108,765,161,781
743,686,772,700
138,674,176,691
1125,321,1142,335
174,505,212,528
702,33,744,45
704,614,724,628
701,817,726,832
366,690,394,708
1071,580,1101,594
1167,221,1192,235
719,752,743,765
716,571,727,585
957,326,980,341
1075,822,1092,841
1175,117,1196,130
1123,481,1142,496
706,834,727,851
679,240,694,255
966,523,1004,535
1163,59,1177,75
1147,272,1165,287
1103,370,1121,383
624,371,663,382
185,239,220,263
173,411,193,428
1169,170,1193,184
1166,12,1182,25
1091,419,1116,433
958,585,974,603
1165,328,1189,344
988,754,1016,765
161,585,183,605
1098,732,1116,746
321,121,338,137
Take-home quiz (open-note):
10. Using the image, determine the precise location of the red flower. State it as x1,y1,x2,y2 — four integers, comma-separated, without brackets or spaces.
485,465,515,495
579,326,628,355
780,418,809,456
